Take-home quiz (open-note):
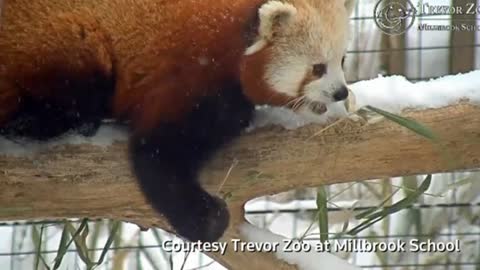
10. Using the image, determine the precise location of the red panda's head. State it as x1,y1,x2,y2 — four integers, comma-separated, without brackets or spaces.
240,0,355,117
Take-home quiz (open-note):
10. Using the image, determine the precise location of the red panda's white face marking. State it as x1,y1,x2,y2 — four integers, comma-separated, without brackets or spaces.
243,0,356,116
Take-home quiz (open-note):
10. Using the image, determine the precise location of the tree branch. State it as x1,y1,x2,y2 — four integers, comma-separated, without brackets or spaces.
1,103,479,269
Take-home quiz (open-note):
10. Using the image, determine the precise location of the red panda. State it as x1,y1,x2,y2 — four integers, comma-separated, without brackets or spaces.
0,0,355,242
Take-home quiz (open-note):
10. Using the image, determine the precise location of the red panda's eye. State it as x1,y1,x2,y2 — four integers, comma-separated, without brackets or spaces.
312,64,327,77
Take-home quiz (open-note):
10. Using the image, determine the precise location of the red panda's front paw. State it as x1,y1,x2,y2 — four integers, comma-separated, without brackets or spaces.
175,195,230,243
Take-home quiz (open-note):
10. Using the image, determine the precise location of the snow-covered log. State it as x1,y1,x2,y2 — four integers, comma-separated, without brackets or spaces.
1,72,480,269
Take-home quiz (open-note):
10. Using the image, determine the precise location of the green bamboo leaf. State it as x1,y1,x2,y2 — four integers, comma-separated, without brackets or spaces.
402,176,423,236
381,180,393,235
53,219,89,269
366,105,437,141
10,226,16,270
89,221,103,259
65,220,94,269
31,225,51,270
366,175,430,221
368,175,431,220
110,220,124,270
301,184,357,241
316,186,329,242
348,175,431,235
355,188,399,220
62,219,88,254
53,222,71,270
136,236,142,270
348,216,385,236
95,221,120,265
402,176,418,195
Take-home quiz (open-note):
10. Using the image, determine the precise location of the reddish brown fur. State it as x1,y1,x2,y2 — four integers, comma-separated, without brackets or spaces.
0,0,295,134
240,46,294,107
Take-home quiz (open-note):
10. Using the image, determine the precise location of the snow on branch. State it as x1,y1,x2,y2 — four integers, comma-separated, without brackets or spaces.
1,72,480,269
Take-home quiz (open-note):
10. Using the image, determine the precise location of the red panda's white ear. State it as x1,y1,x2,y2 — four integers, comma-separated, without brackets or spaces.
245,1,297,56
344,0,356,16
258,1,297,39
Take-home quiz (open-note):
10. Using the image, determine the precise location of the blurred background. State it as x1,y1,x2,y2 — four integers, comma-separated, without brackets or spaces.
1,0,480,269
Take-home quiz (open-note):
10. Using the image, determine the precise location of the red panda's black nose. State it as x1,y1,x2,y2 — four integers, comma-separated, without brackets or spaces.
333,86,349,101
